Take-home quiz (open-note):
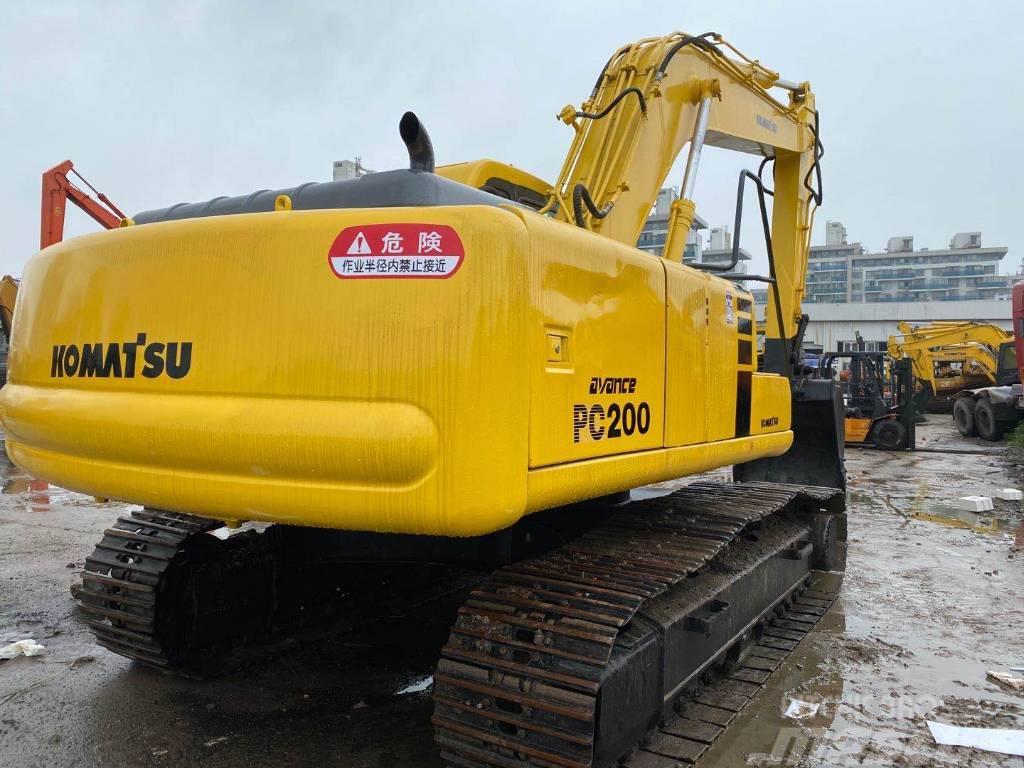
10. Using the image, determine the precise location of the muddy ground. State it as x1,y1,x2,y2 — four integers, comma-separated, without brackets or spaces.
1,419,1022,767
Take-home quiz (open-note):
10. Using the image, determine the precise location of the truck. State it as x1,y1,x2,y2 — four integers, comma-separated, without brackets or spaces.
950,282,1024,440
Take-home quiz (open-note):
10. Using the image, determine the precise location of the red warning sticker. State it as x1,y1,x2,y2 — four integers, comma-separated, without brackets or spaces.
328,223,465,279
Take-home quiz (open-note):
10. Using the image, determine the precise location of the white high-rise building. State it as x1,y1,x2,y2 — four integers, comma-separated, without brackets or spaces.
709,226,732,251
825,220,847,246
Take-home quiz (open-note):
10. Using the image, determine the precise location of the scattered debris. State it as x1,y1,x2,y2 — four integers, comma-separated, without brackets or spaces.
68,655,95,670
995,488,1023,501
927,720,1024,757
0,639,45,659
352,700,369,710
987,670,1024,692
151,749,168,757
65,563,76,569
202,736,229,748
395,675,433,696
957,496,994,512
783,699,820,720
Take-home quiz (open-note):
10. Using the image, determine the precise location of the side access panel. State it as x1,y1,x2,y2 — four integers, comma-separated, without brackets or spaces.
522,213,666,468
664,260,709,447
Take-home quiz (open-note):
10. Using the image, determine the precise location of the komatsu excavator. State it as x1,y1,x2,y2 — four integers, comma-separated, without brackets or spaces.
2,32,846,767
888,320,1016,414
907,289,1024,441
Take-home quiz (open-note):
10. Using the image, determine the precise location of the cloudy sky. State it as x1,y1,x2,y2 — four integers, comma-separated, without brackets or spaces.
1,1,1020,276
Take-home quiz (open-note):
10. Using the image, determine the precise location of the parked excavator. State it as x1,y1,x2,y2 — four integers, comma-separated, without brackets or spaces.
2,32,846,767
0,275,19,382
0,161,124,353
888,320,1016,414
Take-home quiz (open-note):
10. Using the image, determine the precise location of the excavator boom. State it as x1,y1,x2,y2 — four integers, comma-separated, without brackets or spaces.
549,32,822,362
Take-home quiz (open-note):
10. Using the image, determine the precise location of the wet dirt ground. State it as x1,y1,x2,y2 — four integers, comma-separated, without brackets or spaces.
1,419,1022,767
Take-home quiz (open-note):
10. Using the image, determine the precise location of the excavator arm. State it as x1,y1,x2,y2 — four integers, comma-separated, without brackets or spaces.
889,320,1011,353
40,160,126,250
548,32,822,373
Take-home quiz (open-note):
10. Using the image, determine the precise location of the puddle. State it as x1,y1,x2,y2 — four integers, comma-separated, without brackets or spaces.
851,479,1023,538
912,507,1015,534
702,595,846,766
0,445,121,513
906,495,1023,536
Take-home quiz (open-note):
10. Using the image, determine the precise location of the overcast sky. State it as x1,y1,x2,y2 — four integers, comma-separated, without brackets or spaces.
1,1,1020,277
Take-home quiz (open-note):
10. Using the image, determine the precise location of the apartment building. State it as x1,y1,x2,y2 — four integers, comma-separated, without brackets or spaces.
805,222,1014,304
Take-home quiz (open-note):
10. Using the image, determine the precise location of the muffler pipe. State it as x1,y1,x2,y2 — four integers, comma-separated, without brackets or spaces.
400,111,435,172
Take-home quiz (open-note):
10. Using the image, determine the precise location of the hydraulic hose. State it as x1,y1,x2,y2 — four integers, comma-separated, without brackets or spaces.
575,87,647,119
655,33,720,79
572,184,612,228
803,109,823,205
757,156,775,196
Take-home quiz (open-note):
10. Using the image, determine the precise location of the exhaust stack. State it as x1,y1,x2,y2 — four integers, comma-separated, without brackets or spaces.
400,111,435,172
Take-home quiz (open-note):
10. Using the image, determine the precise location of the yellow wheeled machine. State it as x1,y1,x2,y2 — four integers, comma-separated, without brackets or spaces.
3,32,846,767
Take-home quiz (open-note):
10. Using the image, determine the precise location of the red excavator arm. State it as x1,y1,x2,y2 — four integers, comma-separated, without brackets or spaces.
40,160,126,249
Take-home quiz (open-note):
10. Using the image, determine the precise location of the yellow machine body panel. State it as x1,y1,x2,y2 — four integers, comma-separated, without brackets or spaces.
436,160,550,209
845,417,873,444
2,205,792,537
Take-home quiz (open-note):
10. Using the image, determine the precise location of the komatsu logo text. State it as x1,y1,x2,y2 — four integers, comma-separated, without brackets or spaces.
756,115,778,134
50,334,192,379
589,377,637,395
760,416,779,428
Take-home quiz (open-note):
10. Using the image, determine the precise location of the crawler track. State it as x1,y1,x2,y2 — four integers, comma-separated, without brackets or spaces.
76,509,478,676
77,509,222,671
432,481,844,768
75,481,843,767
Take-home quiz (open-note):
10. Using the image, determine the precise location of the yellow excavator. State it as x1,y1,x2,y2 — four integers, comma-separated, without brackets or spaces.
0,275,17,342
2,32,846,767
0,274,19,383
888,321,1015,414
